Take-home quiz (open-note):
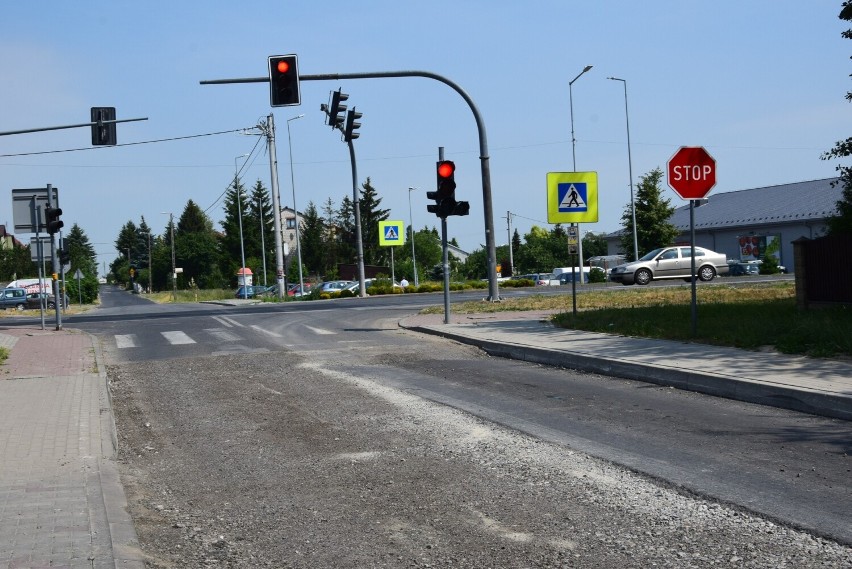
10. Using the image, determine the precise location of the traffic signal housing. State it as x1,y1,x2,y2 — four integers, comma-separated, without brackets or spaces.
344,108,362,142
268,55,301,107
59,248,71,265
328,89,348,130
91,107,117,146
427,161,469,218
45,207,64,235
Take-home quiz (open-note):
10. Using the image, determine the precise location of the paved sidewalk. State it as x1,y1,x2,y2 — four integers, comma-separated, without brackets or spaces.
400,311,852,422
0,326,143,569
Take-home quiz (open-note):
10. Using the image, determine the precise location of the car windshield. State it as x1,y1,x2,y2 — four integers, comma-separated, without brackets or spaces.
638,248,665,262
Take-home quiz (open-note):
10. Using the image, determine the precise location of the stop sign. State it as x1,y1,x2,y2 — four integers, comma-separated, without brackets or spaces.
667,146,716,200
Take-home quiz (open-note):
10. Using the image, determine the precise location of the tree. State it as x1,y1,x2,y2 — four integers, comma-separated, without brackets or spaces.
582,231,609,259
821,2,852,234
62,224,99,303
176,200,223,289
299,201,326,278
0,242,36,281
357,178,390,266
620,168,678,257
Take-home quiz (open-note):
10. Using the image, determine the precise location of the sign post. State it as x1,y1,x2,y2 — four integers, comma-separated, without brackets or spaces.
667,146,717,336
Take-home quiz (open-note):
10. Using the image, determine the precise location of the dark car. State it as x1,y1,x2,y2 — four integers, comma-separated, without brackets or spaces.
728,262,760,276
0,287,28,310
234,285,266,299
25,292,65,309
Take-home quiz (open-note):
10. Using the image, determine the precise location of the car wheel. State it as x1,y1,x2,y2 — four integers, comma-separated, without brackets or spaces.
634,269,652,286
15,304,25,311
698,266,716,282
47,302,56,309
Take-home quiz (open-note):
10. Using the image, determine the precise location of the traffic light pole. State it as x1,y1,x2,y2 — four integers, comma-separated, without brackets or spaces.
201,68,500,301
348,140,367,297
46,185,61,331
260,115,287,299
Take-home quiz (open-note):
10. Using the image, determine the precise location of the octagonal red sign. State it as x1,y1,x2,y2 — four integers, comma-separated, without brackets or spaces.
667,146,716,200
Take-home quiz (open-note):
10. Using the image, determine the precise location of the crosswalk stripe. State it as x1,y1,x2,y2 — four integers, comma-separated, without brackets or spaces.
251,325,282,338
212,315,243,328
161,331,196,345
115,334,137,348
205,328,241,342
304,325,336,336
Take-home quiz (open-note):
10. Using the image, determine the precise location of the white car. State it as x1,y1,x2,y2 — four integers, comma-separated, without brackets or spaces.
609,246,729,286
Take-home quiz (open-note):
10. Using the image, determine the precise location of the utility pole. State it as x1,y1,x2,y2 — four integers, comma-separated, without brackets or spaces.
259,115,287,299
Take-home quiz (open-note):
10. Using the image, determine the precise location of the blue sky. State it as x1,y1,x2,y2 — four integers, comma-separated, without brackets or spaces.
2,1,849,275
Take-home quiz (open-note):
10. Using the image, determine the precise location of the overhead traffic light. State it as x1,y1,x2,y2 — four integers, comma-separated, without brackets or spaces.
268,55,301,107
327,89,348,130
45,207,64,235
427,161,469,218
91,107,117,146
343,108,362,142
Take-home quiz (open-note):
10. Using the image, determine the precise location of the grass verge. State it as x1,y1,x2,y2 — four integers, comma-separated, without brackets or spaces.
431,282,852,359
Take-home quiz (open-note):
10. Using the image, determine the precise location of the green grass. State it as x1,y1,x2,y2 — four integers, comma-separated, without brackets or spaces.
431,282,852,359
0,346,8,365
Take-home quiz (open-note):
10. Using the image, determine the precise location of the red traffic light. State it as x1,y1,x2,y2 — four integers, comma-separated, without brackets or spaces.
437,161,455,179
276,60,291,74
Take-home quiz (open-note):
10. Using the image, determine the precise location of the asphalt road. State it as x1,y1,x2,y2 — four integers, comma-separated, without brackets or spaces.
65,283,852,545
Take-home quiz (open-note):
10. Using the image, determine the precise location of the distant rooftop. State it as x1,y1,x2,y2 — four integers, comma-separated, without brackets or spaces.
669,178,842,231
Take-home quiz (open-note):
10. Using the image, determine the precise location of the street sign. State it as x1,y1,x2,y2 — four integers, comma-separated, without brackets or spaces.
378,220,405,246
546,172,599,223
667,146,716,200
12,187,60,234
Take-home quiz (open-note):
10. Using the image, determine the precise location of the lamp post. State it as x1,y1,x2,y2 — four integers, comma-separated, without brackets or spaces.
407,186,419,287
287,114,305,296
234,153,249,299
608,76,639,262
569,64,592,281
160,212,176,302
257,195,267,287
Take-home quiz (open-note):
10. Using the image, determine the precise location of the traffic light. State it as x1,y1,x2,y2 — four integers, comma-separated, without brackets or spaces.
91,107,117,146
344,108,362,142
59,248,71,265
268,55,301,107
45,207,64,235
327,89,348,130
427,160,469,218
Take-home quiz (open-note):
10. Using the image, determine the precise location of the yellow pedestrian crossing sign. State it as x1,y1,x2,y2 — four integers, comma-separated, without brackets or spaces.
546,172,599,223
378,220,405,246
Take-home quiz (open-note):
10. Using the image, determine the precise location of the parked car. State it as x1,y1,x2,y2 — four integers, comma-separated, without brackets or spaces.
316,280,355,294
558,270,590,285
609,246,728,286
25,292,69,309
0,287,28,310
287,283,313,297
728,262,761,277
234,285,266,298
513,273,560,286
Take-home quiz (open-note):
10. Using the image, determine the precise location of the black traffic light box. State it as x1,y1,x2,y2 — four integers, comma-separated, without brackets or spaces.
427,160,469,218
91,107,117,146
328,89,348,130
344,108,362,142
268,55,301,107
45,207,64,235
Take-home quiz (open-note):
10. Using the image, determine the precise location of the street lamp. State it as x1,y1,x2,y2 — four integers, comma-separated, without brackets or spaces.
287,114,305,296
608,76,639,262
234,153,249,299
569,64,592,280
407,186,419,287
160,212,176,302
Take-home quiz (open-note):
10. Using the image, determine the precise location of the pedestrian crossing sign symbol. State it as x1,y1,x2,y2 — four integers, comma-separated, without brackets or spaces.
378,220,406,246
546,171,599,223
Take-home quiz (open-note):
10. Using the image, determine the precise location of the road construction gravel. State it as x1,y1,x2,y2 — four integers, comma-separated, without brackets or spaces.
108,345,852,568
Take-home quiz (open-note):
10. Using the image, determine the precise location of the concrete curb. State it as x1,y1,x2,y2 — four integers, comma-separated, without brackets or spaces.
404,324,852,422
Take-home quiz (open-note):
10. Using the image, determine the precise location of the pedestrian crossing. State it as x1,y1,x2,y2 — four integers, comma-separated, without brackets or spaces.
110,314,337,350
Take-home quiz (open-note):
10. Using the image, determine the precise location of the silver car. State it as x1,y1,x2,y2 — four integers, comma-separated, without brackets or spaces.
609,246,728,286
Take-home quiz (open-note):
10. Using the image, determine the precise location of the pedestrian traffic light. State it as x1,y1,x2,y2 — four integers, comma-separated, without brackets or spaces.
427,160,469,218
268,55,300,107
344,108,362,142
91,107,117,146
328,89,348,130
45,207,63,235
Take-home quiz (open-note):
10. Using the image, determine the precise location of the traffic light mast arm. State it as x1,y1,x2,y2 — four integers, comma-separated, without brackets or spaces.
0,117,147,138
201,68,500,301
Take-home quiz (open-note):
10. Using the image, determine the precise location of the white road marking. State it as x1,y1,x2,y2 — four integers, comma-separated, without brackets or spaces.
251,325,282,338
304,325,336,335
204,328,241,342
115,334,137,348
161,331,196,345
